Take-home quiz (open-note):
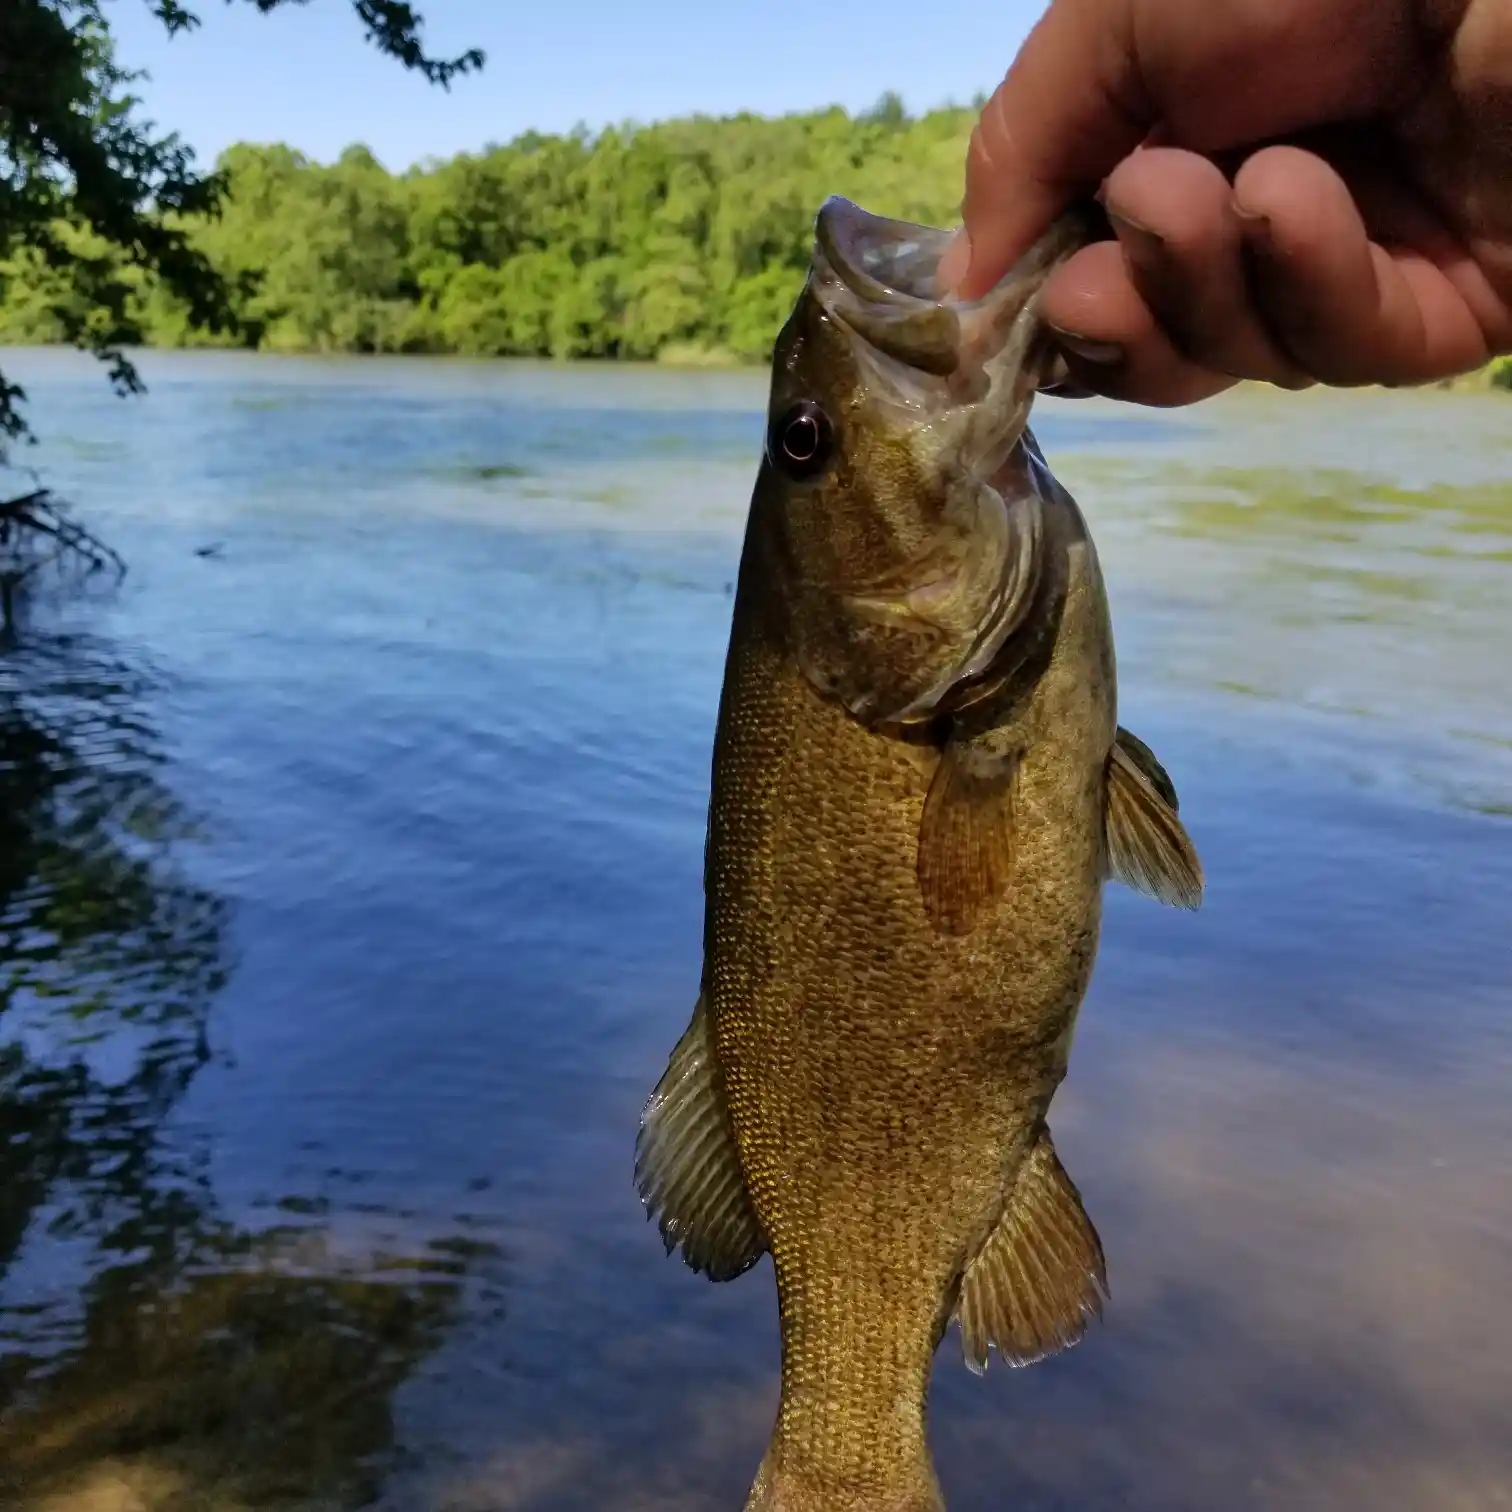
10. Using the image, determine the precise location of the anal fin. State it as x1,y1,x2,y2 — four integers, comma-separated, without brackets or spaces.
956,1130,1108,1374
1105,728,1203,910
917,736,1021,938
634,991,767,1282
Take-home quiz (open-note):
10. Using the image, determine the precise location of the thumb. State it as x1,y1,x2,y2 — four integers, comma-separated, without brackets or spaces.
943,0,1154,299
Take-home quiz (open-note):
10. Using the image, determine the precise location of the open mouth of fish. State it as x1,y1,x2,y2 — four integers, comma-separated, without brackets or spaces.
810,196,1088,453
805,197,1093,725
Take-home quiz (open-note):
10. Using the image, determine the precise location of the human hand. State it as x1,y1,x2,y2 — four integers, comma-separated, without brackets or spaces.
939,0,1512,405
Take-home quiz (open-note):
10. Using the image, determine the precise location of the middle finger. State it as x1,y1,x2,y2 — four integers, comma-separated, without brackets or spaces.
1099,147,1314,389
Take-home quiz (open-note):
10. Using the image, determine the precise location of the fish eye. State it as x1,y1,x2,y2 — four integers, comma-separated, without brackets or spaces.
770,400,834,480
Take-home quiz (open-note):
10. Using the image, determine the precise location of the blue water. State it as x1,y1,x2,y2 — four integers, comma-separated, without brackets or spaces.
0,348,1509,1512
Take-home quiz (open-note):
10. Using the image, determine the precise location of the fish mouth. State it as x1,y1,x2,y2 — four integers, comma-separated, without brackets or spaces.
812,197,961,380
814,197,954,310
813,195,1094,390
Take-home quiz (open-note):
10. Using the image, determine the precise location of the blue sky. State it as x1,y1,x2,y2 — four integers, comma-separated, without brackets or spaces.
107,0,1049,171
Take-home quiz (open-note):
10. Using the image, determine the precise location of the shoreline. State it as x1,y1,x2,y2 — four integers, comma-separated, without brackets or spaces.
2,341,1508,397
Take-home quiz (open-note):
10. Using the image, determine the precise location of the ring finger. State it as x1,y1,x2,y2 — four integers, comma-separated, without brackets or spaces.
1098,148,1314,389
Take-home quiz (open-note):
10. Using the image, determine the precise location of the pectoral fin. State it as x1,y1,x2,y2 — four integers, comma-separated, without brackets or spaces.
917,737,1021,937
1105,729,1203,910
634,991,767,1282
955,1130,1108,1374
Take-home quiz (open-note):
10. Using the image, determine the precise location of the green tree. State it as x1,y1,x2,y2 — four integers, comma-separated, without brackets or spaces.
0,0,483,453
2,93,995,378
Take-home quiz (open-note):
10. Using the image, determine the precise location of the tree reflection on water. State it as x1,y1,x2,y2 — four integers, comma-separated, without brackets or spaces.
0,631,485,1512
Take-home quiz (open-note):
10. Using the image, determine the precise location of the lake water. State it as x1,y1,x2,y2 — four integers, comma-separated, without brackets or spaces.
0,348,1509,1512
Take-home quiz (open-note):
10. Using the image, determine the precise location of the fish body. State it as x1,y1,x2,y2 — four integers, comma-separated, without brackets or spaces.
637,198,1202,1512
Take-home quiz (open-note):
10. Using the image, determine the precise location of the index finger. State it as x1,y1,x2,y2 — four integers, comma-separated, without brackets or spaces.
946,0,1154,299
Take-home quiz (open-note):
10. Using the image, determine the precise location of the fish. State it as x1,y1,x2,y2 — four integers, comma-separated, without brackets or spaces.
635,195,1203,1512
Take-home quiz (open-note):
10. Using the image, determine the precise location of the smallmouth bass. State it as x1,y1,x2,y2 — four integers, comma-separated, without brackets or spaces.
636,196,1203,1512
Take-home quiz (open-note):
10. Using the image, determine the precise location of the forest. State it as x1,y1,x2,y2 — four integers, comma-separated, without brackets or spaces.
0,97,980,369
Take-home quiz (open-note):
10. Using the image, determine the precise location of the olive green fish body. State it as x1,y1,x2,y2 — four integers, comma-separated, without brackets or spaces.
719,486,1111,1510
636,198,1204,1512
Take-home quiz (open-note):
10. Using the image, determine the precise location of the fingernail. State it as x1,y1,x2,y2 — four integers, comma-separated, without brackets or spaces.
937,230,972,297
1048,328,1123,366
1107,207,1165,259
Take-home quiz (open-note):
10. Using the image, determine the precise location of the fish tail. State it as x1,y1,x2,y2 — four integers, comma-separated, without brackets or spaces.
743,1440,945,1512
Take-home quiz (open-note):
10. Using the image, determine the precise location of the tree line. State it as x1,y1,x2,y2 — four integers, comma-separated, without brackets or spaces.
0,96,978,369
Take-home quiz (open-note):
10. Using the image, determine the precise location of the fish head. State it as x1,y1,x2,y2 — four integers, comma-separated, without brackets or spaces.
755,194,1095,729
